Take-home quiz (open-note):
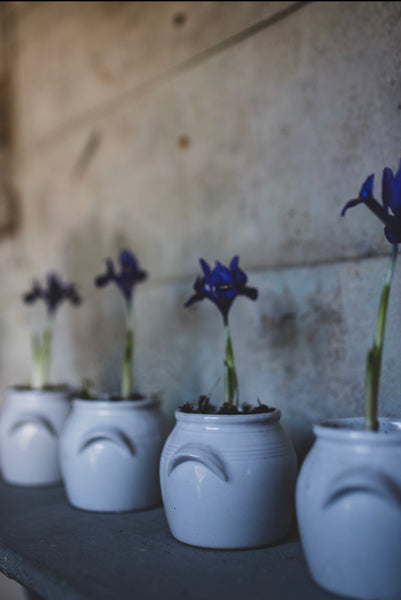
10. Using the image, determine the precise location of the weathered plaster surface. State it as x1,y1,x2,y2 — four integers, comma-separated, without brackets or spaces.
1,1,400,457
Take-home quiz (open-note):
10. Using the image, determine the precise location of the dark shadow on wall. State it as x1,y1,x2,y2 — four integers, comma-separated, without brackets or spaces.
61,215,123,395
0,4,21,239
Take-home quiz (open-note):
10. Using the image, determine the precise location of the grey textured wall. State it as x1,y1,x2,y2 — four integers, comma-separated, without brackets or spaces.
1,1,401,458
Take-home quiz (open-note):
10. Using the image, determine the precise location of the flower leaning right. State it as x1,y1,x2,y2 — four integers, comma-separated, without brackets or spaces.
185,256,257,408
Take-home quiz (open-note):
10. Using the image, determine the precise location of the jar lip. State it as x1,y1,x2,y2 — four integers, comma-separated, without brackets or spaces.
6,386,70,401
72,397,159,410
174,408,281,425
314,417,401,443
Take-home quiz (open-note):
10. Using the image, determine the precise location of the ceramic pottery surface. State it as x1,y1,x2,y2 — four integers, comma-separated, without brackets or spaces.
296,417,401,600
160,409,297,549
0,387,71,486
59,398,165,512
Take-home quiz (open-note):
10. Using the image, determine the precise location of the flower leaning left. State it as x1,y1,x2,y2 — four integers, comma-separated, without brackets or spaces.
296,160,401,600
0,272,82,487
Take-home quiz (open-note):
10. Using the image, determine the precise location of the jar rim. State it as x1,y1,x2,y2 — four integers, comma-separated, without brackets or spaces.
174,407,281,425
72,397,159,411
314,417,401,444
6,386,70,401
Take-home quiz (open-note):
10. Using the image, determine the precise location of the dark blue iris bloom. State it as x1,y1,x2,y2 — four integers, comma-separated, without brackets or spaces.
341,160,401,243
185,256,258,321
95,249,147,303
23,273,81,315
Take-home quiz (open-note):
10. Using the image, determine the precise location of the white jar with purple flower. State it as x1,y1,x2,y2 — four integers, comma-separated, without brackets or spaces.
59,250,166,512
0,273,81,486
297,160,401,600
160,256,297,548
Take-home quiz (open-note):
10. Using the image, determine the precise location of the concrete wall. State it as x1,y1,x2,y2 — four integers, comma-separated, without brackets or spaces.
0,1,400,460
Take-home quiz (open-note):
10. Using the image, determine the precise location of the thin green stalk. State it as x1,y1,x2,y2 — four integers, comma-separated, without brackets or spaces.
121,304,134,399
365,243,398,430
223,317,239,407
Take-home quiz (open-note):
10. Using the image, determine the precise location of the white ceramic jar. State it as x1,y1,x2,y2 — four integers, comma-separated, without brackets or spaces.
0,387,71,486
59,397,166,512
160,408,297,549
296,417,401,600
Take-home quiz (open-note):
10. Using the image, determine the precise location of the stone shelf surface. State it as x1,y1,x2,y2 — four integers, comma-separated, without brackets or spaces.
0,479,340,600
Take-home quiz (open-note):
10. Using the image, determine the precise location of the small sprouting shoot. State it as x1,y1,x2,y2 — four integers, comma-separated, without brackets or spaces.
95,249,147,399
185,256,258,409
22,272,82,390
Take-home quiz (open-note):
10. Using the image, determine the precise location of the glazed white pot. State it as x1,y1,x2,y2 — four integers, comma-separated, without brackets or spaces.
59,397,166,512
160,408,297,549
296,417,401,600
0,387,71,486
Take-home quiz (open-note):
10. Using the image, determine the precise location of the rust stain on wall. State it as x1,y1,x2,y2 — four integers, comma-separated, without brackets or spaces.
177,134,191,149
172,11,187,27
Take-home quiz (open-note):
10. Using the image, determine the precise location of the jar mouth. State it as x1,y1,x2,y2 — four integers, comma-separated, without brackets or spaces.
175,408,281,425
314,417,401,444
9,384,70,392
72,397,159,411
6,387,70,401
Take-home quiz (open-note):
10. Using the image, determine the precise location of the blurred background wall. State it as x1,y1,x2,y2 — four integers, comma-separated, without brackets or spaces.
0,1,399,467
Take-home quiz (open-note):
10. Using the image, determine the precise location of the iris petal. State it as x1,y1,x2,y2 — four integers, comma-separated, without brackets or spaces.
199,258,211,282
342,160,401,246
391,161,401,216
230,256,239,271
382,167,393,211
184,292,205,307
341,198,363,217
359,174,374,201
242,286,258,300
233,266,247,286
210,265,232,287
384,226,396,244
119,249,138,270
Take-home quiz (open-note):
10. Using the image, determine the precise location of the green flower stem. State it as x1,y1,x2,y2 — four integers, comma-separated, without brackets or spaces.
121,305,134,399
223,317,239,407
31,326,52,389
365,243,398,431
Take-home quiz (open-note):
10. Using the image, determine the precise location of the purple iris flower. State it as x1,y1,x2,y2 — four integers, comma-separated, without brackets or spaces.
23,273,81,315
95,249,147,304
185,256,258,321
341,160,401,243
